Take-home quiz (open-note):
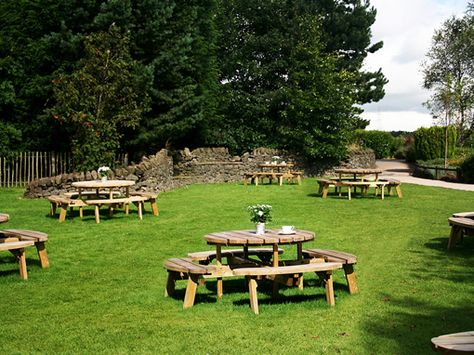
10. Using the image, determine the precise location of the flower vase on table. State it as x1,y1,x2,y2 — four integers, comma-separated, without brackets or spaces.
98,166,110,183
247,204,272,235
256,222,265,235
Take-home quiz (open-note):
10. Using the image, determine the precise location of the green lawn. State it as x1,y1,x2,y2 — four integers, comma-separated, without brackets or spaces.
1,180,474,354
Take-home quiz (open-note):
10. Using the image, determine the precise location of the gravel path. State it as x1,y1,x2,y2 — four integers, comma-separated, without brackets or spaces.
376,159,474,192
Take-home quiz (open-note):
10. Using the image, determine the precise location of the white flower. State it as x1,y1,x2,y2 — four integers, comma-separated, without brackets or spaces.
98,166,110,177
257,211,264,216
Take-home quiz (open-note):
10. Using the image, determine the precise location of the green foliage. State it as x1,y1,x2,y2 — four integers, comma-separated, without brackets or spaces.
352,130,399,159
0,0,385,163
0,122,22,158
413,126,457,161
212,0,357,162
460,155,474,183
422,14,474,143
313,0,388,105
49,24,149,171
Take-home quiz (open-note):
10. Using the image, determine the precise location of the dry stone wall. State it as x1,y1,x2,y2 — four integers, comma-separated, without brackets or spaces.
24,147,375,198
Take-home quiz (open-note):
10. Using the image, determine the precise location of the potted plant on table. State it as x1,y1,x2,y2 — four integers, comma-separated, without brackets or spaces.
98,166,110,182
247,204,272,235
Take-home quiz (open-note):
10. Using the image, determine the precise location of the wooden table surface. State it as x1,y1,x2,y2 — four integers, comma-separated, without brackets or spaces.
71,180,135,189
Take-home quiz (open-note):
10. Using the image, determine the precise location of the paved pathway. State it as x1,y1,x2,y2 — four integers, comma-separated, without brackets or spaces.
376,159,474,192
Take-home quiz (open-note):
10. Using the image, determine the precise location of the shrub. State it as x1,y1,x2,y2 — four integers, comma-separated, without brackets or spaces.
352,130,398,159
460,155,474,183
413,126,456,161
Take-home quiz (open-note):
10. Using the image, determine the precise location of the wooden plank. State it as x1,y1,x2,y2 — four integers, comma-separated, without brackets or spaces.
303,248,357,264
233,262,343,276
0,240,34,251
164,258,213,274
2,229,48,241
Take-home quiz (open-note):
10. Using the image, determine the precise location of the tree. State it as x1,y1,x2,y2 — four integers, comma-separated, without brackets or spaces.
422,15,474,144
212,0,359,161
311,0,388,106
49,24,149,171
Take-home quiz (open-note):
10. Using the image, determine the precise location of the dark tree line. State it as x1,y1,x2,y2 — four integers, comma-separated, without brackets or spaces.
0,0,386,169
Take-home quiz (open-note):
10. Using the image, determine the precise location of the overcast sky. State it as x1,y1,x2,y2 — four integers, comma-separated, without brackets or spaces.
361,0,469,132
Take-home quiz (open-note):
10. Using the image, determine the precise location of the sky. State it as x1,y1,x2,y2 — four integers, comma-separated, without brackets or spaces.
361,0,469,132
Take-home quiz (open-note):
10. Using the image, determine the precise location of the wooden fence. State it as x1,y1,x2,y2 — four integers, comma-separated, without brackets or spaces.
0,152,128,187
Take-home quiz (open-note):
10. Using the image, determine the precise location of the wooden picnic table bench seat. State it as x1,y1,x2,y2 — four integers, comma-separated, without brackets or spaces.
431,331,474,353
0,229,49,268
448,217,474,250
453,212,474,219
302,248,358,294
0,240,35,279
85,196,148,223
129,191,159,216
164,257,234,308
0,213,10,223
47,194,88,222
377,178,402,198
233,262,343,314
187,247,284,265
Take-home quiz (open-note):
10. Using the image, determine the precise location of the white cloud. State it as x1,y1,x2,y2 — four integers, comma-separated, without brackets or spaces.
362,0,469,131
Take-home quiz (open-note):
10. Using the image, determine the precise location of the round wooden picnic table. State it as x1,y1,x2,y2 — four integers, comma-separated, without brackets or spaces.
204,229,315,298
0,213,10,224
71,180,135,199
204,229,315,267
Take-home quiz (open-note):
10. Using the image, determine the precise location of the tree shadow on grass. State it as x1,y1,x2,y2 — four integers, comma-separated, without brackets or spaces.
361,294,474,354
359,235,474,353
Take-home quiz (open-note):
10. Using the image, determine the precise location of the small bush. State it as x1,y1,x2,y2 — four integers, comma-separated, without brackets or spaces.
460,155,474,183
412,166,435,179
352,130,398,159
413,126,456,161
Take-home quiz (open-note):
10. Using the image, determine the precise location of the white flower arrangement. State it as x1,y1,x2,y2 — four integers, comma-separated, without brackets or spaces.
98,166,110,178
247,204,272,224
271,156,280,164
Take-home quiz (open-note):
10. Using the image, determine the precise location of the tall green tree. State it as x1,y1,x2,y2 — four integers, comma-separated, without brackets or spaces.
312,0,387,107
422,15,474,143
49,25,148,171
212,0,359,161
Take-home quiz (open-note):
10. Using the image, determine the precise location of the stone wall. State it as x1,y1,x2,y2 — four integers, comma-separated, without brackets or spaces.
24,147,375,198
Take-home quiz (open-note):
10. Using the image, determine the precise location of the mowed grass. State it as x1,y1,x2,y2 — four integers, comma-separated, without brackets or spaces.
1,179,474,354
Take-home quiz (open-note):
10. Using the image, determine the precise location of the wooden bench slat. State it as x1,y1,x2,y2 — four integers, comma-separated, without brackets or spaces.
233,262,343,276
0,240,34,251
164,258,214,274
303,248,357,264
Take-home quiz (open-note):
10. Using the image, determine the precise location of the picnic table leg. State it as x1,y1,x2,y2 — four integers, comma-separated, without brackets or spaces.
164,271,179,297
11,248,28,280
248,277,259,315
216,245,223,298
343,264,358,294
94,205,100,224
322,184,329,198
296,242,304,290
324,271,335,306
448,225,462,250
183,274,199,308
35,242,49,268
